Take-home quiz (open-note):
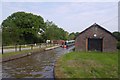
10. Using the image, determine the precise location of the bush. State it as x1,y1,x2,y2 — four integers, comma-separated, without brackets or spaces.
117,41,120,49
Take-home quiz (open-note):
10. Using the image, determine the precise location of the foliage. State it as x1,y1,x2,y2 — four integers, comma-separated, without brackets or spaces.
68,32,79,40
117,41,120,49
2,12,70,45
55,51,118,78
2,12,45,45
113,31,120,41
2,48,44,58
43,20,69,40
68,32,75,40
113,32,120,50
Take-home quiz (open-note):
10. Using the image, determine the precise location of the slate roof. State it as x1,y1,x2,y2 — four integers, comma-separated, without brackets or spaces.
75,23,117,39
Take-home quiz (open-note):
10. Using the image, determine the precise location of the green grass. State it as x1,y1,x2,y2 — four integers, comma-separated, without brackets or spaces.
1,44,55,58
1,48,44,58
2,44,54,49
55,51,118,78
2,45,32,49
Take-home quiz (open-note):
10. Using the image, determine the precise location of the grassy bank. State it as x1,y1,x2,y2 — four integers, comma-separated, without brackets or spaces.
55,51,118,78
2,45,35,49
1,45,59,62
1,48,45,58
1,44,56,58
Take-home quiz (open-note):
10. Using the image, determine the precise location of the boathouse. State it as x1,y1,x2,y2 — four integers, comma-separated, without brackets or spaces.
75,23,117,52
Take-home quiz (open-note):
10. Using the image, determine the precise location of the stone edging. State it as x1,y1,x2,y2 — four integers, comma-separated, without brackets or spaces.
44,45,60,51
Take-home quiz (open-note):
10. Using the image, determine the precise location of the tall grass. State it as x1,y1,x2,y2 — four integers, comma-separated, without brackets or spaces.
55,51,118,78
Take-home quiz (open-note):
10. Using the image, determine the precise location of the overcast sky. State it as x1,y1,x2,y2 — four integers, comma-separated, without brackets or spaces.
1,0,119,33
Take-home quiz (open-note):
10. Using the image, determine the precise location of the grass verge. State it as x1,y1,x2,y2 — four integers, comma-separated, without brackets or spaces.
1,45,56,59
55,51,118,78
1,48,44,58
2,45,33,49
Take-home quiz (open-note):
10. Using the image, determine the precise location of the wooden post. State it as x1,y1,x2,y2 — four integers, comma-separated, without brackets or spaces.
15,44,17,52
19,45,21,51
2,44,3,54
31,45,33,50
46,43,48,47
45,43,47,47
39,43,41,48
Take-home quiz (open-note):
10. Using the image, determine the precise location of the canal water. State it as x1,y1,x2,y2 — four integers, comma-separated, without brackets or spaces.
2,46,74,78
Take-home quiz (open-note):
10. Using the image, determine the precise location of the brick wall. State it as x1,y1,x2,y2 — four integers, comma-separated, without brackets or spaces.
75,24,117,52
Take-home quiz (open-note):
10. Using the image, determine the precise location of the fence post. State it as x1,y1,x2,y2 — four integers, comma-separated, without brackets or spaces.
19,45,21,51
15,44,17,52
39,43,41,48
2,45,3,54
31,44,33,50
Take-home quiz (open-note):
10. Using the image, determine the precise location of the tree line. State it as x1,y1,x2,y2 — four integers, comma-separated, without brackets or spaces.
1,12,78,46
1,11,120,50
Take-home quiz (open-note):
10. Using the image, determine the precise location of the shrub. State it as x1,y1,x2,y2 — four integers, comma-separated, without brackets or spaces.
117,41,120,49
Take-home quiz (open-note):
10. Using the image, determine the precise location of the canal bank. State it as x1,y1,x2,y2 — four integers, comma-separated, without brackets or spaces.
2,45,60,62
53,46,75,79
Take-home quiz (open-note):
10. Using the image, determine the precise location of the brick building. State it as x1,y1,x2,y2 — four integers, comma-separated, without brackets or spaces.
75,23,117,52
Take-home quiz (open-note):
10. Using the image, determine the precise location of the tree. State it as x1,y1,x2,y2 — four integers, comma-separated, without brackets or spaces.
68,32,75,40
75,32,79,37
113,31,120,50
68,32,79,40
113,32,120,41
43,20,68,40
2,12,45,45
117,42,120,49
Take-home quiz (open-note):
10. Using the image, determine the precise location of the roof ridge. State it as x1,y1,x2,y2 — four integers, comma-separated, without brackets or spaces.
74,23,117,40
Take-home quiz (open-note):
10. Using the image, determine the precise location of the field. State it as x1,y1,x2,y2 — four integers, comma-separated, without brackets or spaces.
55,51,118,78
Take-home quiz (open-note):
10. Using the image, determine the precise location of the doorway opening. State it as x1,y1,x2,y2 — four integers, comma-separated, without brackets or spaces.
88,38,103,52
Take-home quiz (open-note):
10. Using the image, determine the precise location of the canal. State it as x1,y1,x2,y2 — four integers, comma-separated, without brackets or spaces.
2,46,74,78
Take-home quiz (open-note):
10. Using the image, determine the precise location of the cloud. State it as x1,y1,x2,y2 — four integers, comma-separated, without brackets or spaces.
1,0,119,2
1,2,118,33
41,2,118,32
